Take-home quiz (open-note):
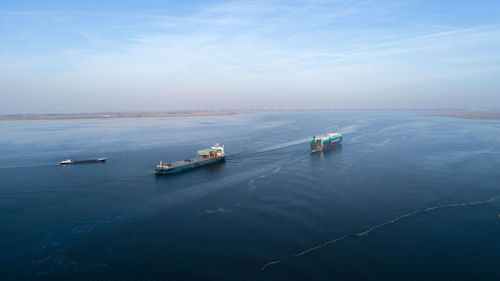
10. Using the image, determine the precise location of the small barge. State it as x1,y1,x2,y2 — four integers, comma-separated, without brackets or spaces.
60,158,107,165
311,133,342,152
155,144,225,174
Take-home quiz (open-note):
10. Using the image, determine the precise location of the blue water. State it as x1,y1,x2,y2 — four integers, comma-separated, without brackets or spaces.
1,112,500,280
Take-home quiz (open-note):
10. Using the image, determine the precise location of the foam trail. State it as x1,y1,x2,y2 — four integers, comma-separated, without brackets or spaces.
248,178,256,190
0,163,58,169
261,260,281,271
261,196,500,271
248,169,279,191
227,137,311,160
251,138,311,155
248,154,307,192
294,235,349,257
337,125,360,135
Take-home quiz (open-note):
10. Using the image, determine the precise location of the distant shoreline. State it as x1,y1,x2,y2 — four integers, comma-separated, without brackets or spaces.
0,111,261,121
3,110,500,121
424,112,500,119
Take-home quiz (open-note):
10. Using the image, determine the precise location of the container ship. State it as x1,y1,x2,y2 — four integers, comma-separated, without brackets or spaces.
155,144,225,174
310,133,342,152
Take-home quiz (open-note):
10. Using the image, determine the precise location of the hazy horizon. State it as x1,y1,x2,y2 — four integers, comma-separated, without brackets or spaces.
1,0,499,114
2,107,495,116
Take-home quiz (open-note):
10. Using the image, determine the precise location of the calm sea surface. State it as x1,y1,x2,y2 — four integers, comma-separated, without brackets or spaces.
1,111,500,280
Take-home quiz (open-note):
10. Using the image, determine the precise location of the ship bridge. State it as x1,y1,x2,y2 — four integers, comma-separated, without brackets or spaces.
197,144,225,160
197,148,218,160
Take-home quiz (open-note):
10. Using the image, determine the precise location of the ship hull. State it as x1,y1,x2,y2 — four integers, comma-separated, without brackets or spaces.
72,158,106,164
60,158,106,165
155,156,225,174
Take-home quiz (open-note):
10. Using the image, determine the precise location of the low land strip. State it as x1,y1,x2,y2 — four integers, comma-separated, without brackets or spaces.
0,111,258,121
424,112,500,119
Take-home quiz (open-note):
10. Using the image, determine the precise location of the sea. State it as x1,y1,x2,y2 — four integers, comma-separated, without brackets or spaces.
1,111,500,280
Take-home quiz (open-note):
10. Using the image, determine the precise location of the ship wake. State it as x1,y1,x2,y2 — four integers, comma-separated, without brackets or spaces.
261,195,500,271
336,124,360,135
248,155,305,191
251,138,311,155
231,125,355,159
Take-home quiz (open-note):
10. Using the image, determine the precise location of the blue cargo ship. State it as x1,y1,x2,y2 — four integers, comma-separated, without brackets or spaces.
155,144,225,174
310,133,342,152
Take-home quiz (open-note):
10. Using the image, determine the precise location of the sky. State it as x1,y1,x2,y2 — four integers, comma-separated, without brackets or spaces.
1,0,500,114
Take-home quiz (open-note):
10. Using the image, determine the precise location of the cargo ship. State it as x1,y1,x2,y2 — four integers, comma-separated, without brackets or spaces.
155,144,225,174
60,158,106,165
310,133,342,152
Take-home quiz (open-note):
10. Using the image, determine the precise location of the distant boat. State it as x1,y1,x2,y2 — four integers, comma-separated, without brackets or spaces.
60,158,107,165
310,133,342,152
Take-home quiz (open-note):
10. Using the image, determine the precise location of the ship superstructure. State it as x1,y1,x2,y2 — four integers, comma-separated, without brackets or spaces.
310,133,342,152
155,144,225,174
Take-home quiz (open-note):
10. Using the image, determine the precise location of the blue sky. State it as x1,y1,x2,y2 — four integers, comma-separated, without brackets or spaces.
1,0,499,113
